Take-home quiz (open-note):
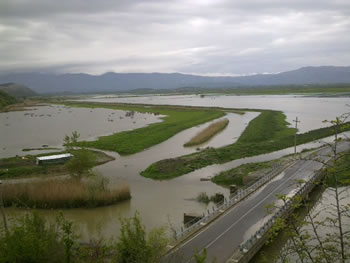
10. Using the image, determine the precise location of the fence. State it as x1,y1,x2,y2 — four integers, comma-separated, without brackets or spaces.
235,168,324,262
173,159,295,243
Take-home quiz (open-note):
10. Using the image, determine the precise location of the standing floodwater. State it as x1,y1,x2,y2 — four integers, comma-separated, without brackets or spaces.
2,95,350,241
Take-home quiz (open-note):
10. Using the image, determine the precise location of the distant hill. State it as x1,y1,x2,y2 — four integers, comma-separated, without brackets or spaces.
233,66,350,85
0,90,17,110
0,83,37,97
0,66,349,94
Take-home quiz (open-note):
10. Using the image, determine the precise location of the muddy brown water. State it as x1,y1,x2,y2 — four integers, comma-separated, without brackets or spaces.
2,95,350,241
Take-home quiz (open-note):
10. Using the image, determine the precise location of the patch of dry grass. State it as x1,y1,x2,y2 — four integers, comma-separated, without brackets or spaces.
184,118,229,147
1,178,131,208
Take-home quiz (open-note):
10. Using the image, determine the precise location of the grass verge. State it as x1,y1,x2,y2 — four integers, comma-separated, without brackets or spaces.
1,177,131,208
212,161,275,186
184,118,229,147
141,110,350,180
0,150,114,179
59,102,227,155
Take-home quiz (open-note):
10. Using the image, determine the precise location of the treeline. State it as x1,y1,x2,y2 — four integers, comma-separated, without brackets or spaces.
122,83,350,95
0,91,16,110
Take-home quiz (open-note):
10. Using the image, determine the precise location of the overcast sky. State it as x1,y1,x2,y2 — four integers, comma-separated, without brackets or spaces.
1,0,350,75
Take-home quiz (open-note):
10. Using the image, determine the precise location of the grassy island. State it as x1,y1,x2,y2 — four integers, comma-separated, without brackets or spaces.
0,150,114,179
60,102,231,155
184,118,229,147
141,110,350,180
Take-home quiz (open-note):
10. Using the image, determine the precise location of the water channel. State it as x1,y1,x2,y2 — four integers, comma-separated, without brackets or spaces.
1,95,350,241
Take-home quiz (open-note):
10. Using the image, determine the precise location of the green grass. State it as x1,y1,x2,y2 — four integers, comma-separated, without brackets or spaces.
60,102,227,155
0,150,114,179
212,161,274,186
141,111,350,180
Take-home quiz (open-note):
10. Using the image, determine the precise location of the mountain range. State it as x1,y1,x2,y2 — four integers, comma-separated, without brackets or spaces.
0,66,349,94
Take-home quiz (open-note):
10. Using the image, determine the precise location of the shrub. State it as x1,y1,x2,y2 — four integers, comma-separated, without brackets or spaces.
0,213,66,263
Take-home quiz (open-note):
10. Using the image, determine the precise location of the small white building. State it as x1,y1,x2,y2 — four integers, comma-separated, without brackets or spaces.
36,153,73,165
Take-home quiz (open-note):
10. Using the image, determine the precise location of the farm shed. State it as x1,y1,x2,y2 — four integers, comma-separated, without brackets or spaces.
36,153,73,165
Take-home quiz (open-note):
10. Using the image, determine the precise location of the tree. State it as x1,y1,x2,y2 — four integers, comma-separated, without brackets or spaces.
65,148,96,179
264,113,350,263
63,131,80,151
0,212,78,263
114,212,169,263
63,131,97,179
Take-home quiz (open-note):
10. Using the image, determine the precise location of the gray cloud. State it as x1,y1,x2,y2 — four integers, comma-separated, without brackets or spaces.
0,0,349,75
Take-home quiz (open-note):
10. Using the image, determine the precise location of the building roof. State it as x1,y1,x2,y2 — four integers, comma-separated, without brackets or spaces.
36,153,73,161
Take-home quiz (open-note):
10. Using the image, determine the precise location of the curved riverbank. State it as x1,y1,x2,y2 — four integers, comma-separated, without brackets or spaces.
141,111,350,180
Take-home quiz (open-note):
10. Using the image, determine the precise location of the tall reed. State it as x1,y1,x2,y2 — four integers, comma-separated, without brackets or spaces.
184,118,229,147
1,178,131,208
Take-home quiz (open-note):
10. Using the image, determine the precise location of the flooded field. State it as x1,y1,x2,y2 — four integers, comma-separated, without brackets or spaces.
2,95,350,241
85,94,350,133
0,104,162,158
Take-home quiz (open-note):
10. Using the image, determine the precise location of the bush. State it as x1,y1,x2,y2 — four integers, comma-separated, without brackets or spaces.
66,149,97,179
114,213,169,263
0,213,68,263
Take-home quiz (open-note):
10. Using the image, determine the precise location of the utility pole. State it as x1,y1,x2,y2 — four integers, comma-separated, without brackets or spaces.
0,180,8,234
293,116,300,157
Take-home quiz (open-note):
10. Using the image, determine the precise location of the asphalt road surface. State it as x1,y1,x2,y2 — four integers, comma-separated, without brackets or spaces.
165,142,349,263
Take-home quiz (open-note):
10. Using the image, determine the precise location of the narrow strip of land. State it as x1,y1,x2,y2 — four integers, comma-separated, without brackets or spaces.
60,102,229,155
142,111,350,180
184,118,229,147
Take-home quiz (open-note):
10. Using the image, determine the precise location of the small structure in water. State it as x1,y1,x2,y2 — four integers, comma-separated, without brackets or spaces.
36,153,73,165
230,184,238,194
184,213,204,226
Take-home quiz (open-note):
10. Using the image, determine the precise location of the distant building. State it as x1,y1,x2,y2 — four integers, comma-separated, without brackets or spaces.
36,153,73,165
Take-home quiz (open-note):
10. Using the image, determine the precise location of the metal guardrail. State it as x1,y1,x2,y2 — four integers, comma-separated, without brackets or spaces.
238,169,323,254
173,161,294,242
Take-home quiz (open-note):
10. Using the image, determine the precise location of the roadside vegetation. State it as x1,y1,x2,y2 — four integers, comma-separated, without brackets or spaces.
212,161,276,186
325,149,350,186
141,110,350,180
184,118,229,147
60,102,228,155
0,212,169,263
251,115,350,263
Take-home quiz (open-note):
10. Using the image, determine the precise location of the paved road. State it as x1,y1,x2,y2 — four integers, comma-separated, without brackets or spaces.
165,142,349,263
